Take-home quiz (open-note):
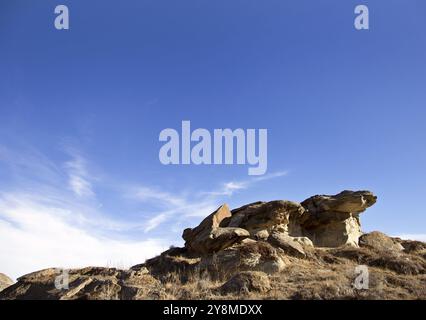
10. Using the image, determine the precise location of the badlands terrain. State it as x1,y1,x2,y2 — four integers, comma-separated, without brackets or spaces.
1,190,425,300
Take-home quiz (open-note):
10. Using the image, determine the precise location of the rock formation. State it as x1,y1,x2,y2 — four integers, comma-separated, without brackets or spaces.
1,189,425,300
300,190,377,247
0,267,163,300
182,204,250,254
0,273,13,292
183,190,376,252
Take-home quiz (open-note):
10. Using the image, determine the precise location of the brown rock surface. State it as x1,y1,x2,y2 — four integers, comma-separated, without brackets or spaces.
301,190,377,247
0,273,13,292
359,231,404,252
0,267,163,300
182,204,250,254
222,200,305,236
267,232,306,258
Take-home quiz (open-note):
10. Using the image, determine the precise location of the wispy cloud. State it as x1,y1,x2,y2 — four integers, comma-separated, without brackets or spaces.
0,144,63,186
144,213,168,232
0,190,168,281
0,145,169,280
203,170,288,196
0,144,289,279
129,170,289,231
131,186,187,208
64,151,95,198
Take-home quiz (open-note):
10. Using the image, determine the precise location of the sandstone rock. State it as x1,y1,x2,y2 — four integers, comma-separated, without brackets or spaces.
359,232,404,252
221,201,305,237
220,271,270,294
292,236,314,248
268,232,306,258
200,240,286,276
0,267,163,300
0,273,13,292
253,229,269,241
302,190,377,215
301,190,377,247
183,204,250,254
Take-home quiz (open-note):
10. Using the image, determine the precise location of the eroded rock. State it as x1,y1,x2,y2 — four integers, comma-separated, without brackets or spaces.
268,232,306,258
0,267,162,300
199,240,286,276
0,273,13,292
183,204,250,254
222,200,306,237
359,231,404,252
301,190,377,247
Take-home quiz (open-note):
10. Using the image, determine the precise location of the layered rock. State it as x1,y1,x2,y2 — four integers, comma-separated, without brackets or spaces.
267,232,306,258
182,204,250,254
300,190,377,247
199,240,287,276
183,190,377,251
0,273,13,292
221,200,305,236
0,267,163,300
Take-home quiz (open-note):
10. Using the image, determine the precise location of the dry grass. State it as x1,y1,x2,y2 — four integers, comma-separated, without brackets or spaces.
148,246,426,300
2,242,425,300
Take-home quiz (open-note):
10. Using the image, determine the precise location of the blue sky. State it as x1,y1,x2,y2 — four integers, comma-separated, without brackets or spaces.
1,0,425,279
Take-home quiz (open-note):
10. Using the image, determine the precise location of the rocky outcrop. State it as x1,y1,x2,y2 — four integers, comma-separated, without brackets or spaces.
267,232,306,258
183,190,377,251
0,267,163,300
0,273,13,292
2,189,425,300
221,200,305,236
300,190,377,247
182,204,250,254
199,240,287,276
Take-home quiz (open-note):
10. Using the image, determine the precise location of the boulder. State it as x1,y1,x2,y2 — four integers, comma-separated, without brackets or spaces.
183,204,250,254
268,232,306,258
292,236,314,248
301,190,377,247
0,273,13,292
359,232,404,252
301,190,377,215
199,240,286,277
253,229,270,241
220,271,271,294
